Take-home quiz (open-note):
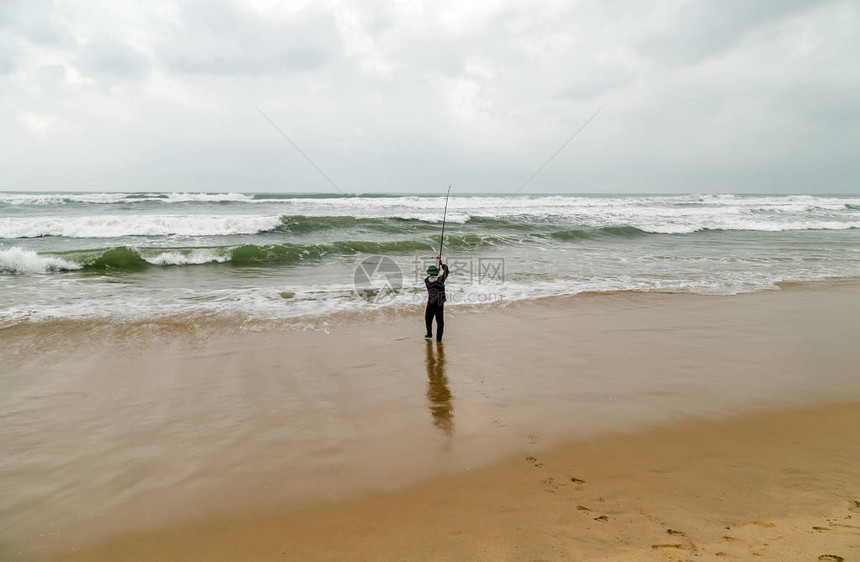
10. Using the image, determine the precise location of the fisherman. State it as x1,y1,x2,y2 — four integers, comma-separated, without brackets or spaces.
424,258,449,342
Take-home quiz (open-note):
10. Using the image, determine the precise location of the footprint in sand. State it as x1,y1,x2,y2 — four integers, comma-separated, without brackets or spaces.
655,529,697,553
818,556,844,562
848,499,860,513
569,476,586,491
576,505,591,512
830,522,860,529
524,455,543,468
593,515,609,522
540,477,559,494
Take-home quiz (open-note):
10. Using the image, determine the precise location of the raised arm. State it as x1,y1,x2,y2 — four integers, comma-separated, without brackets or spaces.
438,261,449,283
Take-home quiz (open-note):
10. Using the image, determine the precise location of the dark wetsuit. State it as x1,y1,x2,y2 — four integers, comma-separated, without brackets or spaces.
424,264,449,342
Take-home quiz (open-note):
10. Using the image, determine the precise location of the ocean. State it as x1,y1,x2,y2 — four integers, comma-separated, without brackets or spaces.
1,192,858,327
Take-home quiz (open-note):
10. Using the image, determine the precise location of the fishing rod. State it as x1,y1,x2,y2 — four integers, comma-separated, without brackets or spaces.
437,184,452,260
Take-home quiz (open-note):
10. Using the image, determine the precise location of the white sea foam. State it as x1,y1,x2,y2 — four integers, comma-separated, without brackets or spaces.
0,192,255,205
158,193,254,203
0,215,284,238
2,192,857,210
144,250,231,266
0,192,130,205
257,194,860,231
2,193,858,235
0,247,81,274
0,265,852,327
396,212,471,224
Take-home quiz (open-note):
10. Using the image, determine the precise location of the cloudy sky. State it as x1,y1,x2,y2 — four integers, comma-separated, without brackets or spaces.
1,0,858,193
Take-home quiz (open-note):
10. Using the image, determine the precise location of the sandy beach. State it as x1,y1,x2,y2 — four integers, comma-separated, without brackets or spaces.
3,280,860,560
33,403,860,561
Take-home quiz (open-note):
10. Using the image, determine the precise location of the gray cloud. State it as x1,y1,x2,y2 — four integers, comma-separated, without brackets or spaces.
78,39,151,82
0,37,15,74
638,0,832,64
0,0,75,49
33,63,67,92
160,1,341,75
0,0,858,193
556,61,635,102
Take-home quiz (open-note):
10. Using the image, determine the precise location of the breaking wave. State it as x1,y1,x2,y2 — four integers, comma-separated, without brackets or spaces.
2,211,858,240
0,215,285,238
0,247,82,274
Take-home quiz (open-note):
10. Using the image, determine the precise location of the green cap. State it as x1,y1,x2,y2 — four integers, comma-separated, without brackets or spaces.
427,265,439,276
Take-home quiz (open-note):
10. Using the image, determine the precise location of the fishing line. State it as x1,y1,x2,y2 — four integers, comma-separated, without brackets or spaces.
255,105,345,195
506,103,605,203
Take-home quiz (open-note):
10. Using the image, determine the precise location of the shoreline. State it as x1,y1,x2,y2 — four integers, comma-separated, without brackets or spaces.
4,279,860,560
3,275,859,334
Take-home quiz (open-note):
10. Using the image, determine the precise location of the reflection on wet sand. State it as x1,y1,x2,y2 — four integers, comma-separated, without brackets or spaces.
425,340,454,438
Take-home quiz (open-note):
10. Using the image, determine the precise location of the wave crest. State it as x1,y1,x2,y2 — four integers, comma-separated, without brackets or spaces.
0,247,81,274
0,215,284,238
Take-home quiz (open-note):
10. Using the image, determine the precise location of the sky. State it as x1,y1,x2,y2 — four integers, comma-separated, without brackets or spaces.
1,0,858,194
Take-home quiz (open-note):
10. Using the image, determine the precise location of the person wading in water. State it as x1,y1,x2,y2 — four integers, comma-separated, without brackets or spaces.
424,258,449,342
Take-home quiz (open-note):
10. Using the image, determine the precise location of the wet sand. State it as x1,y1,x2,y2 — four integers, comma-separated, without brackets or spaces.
3,280,860,560
34,402,860,561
